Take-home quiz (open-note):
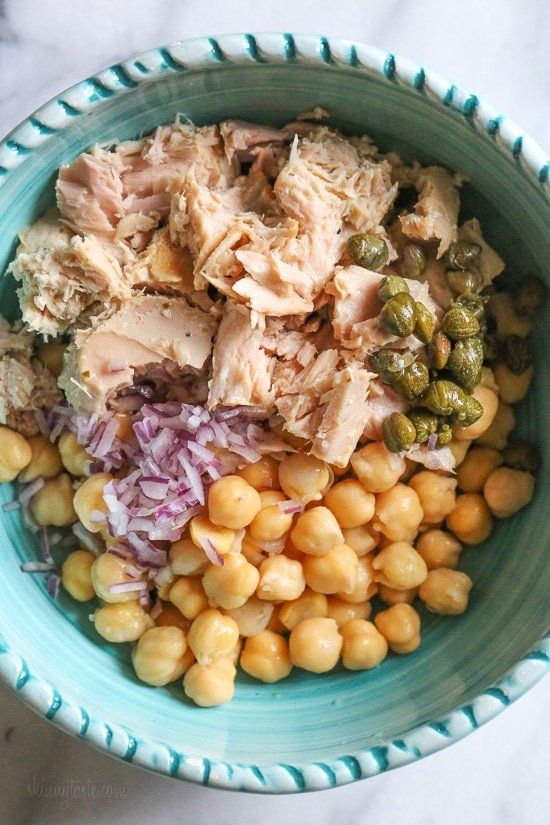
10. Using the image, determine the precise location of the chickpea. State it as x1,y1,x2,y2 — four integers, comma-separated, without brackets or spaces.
374,483,423,542
18,435,62,482
326,597,371,627
323,479,375,528
341,619,388,670
237,456,280,490
240,630,292,683
454,386,499,441
133,626,189,686
61,549,95,601
457,448,503,493
477,403,515,451
419,568,473,615
283,536,305,562
94,601,153,642
338,555,376,603
408,472,457,525
249,492,294,542
446,493,493,544
350,442,405,493
32,473,77,527
169,536,208,576
290,506,344,556
207,475,261,530
187,609,239,665
341,523,379,557
169,576,209,620
289,617,343,673
488,291,532,341
91,552,140,603
202,553,260,610
278,453,330,501
493,362,534,404
278,589,328,630
0,426,32,482
372,542,427,590
36,340,66,377
448,438,471,467
257,555,306,601
73,472,112,532
189,515,235,556
484,467,535,518
375,603,421,654
155,602,189,632
224,596,274,637
156,578,175,601
58,431,91,477
377,584,418,606
303,544,358,595
415,529,462,570
183,659,235,707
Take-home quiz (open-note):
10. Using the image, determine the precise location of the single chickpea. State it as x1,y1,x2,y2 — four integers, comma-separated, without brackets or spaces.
256,555,306,602
493,362,534,404
448,439,471,467
32,473,77,527
419,568,473,615
156,578,175,601
132,626,189,685
18,435,62,482
375,603,421,654
94,601,153,642
223,596,274,637
36,341,65,377
484,467,535,518
237,456,280,490
91,552,141,603
73,472,112,532
326,597,371,627
488,291,533,341
290,506,344,556
446,493,493,544
337,555,376,604
61,549,95,601
249,491,294,542
202,553,260,610
374,483,423,542
303,544,359,595
155,602,189,632
289,617,343,673
372,542,428,590
454,386,499,441
342,523,379,557
169,536,208,576
58,431,91,477
408,472,457,525
183,659,235,707
169,576,209,620
207,475,261,530
350,442,405,493
278,453,330,501
278,589,328,630
456,448,503,493
377,584,418,606
477,403,515,451
240,630,292,683
187,609,239,665
0,426,32,482
341,619,388,670
415,529,462,570
189,515,235,556
323,479,376,528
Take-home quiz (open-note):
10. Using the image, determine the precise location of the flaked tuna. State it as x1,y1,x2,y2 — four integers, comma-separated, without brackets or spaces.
400,166,461,257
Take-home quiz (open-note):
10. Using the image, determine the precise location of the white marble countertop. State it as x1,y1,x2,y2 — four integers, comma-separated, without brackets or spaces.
0,0,549,821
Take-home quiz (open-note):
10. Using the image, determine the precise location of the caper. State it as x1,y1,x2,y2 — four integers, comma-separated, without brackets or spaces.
436,426,453,447
442,305,480,340
446,269,481,296
348,233,389,271
400,244,427,279
446,241,481,271
395,361,430,400
431,331,451,370
414,302,435,344
408,410,439,444
378,274,410,303
502,335,533,374
512,275,546,317
380,292,417,337
383,412,417,453
424,379,465,416
447,337,484,391
369,350,415,383
451,396,484,427
502,441,540,473
455,292,488,321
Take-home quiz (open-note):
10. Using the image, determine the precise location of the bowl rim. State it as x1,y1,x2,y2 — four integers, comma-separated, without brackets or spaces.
0,32,548,794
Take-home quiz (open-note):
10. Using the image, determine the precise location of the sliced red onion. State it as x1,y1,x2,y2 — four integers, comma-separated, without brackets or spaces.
259,536,286,555
427,433,438,451
277,500,303,514
89,509,107,524
109,580,147,594
18,477,44,507
154,566,173,587
47,573,61,600
127,532,167,567
125,562,144,578
2,500,20,512
39,526,54,565
187,442,216,463
21,561,55,573
200,537,224,567
139,588,152,609
71,523,104,556
34,409,50,437
139,476,170,499
107,546,131,561
150,600,163,620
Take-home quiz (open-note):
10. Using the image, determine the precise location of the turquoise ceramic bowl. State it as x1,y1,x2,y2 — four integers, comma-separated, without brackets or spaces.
0,34,548,793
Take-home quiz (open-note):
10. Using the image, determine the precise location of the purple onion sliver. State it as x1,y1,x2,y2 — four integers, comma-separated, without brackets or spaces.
21,561,55,573
201,537,224,567
427,433,438,451
2,500,20,512
109,581,147,594
47,573,61,600
18,477,45,507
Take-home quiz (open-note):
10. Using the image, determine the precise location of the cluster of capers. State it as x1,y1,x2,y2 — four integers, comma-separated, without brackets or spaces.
377,275,436,343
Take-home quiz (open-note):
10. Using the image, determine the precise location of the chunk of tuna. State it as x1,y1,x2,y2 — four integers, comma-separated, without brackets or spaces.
361,380,409,441
400,167,461,257
125,226,194,295
312,368,374,466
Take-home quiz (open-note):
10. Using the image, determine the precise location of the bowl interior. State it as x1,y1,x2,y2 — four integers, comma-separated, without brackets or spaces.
1,54,549,772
